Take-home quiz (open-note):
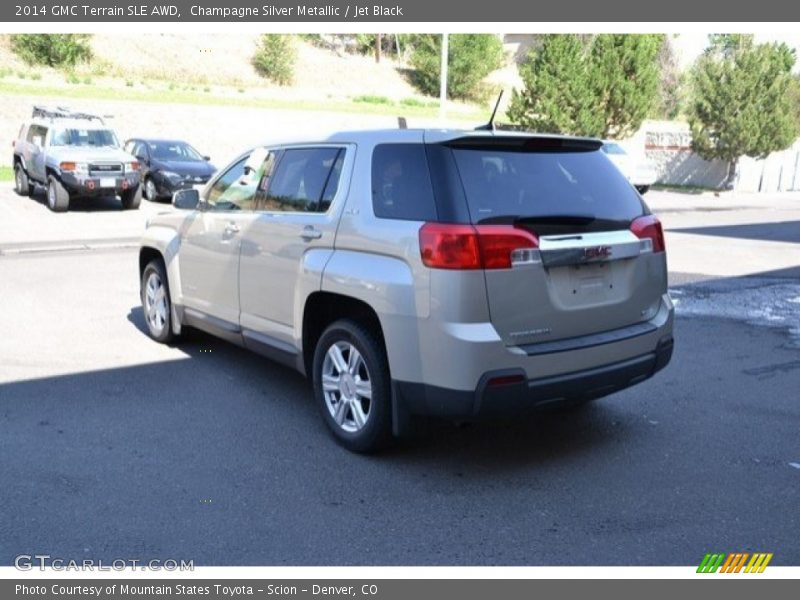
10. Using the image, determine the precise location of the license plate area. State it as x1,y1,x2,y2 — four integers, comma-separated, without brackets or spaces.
100,177,116,188
548,261,626,308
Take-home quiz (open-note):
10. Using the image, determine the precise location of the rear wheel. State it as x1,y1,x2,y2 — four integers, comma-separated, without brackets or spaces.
121,185,142,210
313,319,392,453
141,259,174,343
47,176,70,212
14,164,32,196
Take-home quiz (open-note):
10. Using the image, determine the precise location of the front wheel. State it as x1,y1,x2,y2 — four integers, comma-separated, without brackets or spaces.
14,164,32,196
312,320,392,453
144,177,160,202
141,259,174,343
47,176,70,212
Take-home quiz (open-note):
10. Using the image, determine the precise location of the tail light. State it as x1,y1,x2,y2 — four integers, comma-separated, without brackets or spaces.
630,215,665,253
419,223,538,270
59,161,77,171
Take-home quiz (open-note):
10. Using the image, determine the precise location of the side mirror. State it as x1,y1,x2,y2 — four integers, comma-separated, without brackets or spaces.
172,188,200,210
203,155,211,162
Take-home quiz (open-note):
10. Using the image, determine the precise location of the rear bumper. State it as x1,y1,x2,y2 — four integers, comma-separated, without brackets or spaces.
394,335,673,419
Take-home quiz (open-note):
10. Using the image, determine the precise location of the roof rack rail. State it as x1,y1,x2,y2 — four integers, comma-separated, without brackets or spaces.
32,105,107,124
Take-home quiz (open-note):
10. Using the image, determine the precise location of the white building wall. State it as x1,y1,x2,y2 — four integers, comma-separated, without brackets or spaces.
628,120,800,192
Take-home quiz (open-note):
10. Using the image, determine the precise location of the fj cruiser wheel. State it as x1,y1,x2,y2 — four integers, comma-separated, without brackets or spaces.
313,319,392,453
14,164,32,196
144,177,159,202
141,259,174,343
46,176,70,212
121,186,142,210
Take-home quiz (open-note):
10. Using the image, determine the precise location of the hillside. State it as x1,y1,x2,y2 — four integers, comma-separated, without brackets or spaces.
0,34,513,118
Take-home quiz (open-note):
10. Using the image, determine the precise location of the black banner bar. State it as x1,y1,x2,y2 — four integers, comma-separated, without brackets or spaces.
3,0,800,22
3,579,798,600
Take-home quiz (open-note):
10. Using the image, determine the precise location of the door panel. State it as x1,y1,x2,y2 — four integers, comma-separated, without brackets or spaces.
177,151,263,328
239,145,350,347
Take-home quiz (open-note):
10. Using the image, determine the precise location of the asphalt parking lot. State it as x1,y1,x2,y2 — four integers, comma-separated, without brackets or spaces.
1,186,799,565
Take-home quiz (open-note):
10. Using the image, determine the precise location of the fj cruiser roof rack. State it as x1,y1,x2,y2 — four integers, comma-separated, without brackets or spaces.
32,105,108,124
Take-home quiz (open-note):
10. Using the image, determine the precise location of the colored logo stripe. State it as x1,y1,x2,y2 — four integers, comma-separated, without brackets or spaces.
697,552,773,573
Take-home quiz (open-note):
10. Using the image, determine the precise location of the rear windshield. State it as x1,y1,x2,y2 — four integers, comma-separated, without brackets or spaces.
449,144,645,231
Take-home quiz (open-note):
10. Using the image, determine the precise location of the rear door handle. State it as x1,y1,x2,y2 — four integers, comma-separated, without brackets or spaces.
300,226,322,241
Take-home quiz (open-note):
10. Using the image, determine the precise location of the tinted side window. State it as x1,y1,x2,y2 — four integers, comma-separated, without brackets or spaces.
263,147,342,213
205,155,251,211
371,144,436,221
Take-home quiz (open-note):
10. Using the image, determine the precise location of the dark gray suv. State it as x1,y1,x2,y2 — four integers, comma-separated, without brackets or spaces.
139,129,674,452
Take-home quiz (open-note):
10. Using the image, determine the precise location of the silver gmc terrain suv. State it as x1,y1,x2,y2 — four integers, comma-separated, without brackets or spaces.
138,129,674,452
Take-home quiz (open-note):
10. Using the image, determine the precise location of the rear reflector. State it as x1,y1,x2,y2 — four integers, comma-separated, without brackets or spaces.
630,215,665,253
419,223,538,270
486,374,526,387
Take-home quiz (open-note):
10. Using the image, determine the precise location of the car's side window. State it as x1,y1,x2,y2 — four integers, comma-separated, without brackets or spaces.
261,147,343,213
371,143,437,221
205,149,276,212
27,125,47,147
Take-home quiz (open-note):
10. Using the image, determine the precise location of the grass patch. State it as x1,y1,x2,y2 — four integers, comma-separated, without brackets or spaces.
400,97,439,108
0,79,486,120
652,183,722,195
0,166,13,182
353,94,392,105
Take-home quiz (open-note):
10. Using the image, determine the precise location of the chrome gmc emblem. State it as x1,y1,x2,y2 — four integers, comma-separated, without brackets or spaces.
583,245,612,260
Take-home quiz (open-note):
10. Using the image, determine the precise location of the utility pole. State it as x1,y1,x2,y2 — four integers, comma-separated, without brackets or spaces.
375,34,382,63
439,33,448,122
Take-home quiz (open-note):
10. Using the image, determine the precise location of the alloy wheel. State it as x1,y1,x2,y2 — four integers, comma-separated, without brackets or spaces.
321,341,373,433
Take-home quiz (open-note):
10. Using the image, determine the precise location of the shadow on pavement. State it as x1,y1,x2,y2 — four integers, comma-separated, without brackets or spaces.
671,220,800,244
28,184,124,212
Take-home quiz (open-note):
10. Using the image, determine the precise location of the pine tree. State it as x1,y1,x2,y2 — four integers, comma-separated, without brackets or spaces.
689,35,797,187
508,34,663,138
507,35,601,136
589,34,663,137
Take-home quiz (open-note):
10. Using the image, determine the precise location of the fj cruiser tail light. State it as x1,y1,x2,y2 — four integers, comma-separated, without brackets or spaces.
419,223,538,270
630,215,666,253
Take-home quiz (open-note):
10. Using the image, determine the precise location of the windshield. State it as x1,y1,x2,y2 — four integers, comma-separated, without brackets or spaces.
149,141,204,162
51,128,119,147
450,147,645,230
601,143,627,155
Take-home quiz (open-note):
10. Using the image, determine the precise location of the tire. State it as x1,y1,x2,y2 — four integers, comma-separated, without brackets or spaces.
312,319,392,453
141,259,174,343
144,177,160,202
121,185,142,210
46,176,70,212
14,164,32,196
